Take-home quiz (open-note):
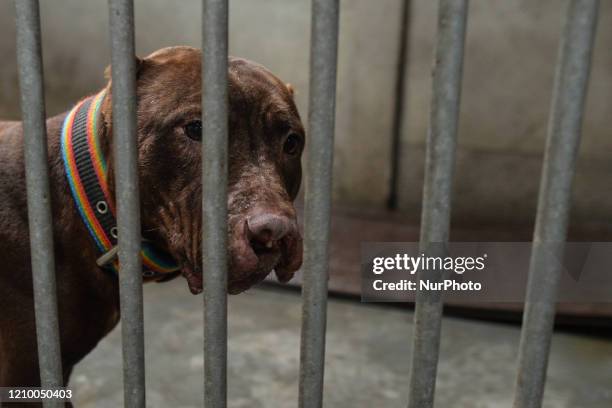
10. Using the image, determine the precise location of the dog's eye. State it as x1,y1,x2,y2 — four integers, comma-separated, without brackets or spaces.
184,120,202,141
283,133,301,156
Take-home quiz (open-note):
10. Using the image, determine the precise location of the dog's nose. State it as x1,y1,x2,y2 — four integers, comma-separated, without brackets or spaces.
246,213,295,251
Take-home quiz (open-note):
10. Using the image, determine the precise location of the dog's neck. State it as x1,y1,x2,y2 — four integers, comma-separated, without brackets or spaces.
58,90,180,278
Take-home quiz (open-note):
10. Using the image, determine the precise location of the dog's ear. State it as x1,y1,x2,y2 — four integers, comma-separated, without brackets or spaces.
286,83,295,98
104,56,147,81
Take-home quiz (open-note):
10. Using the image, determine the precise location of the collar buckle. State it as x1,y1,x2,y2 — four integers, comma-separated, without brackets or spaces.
96,245,118,267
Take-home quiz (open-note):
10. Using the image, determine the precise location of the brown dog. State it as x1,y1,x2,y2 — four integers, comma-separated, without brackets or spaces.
0,46,304,390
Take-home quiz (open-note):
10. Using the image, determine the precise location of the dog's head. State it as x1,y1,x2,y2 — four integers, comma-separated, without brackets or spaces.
102,46,304,294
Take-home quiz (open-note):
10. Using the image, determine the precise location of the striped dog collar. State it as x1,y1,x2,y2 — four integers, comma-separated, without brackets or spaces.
60,90,180,278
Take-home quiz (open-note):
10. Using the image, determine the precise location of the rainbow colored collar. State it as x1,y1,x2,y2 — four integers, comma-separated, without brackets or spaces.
60,90,180,279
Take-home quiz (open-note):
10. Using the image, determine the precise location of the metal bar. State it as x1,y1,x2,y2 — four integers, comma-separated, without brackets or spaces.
407,1,468,407
387,0,412,210
512,1,599,407
298,1,339,407
14,1,64,404
107,0,146,406
202,0,229,406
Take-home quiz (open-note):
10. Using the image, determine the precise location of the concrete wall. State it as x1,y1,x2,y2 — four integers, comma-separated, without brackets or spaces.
0,0,610,229
0,0,400,209
398,0,612,229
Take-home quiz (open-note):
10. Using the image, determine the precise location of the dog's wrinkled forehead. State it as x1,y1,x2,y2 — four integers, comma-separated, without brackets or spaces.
136,46,298,126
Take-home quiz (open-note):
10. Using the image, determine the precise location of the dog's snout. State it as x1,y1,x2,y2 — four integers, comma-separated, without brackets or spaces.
246,213,295,250
228,207,302,290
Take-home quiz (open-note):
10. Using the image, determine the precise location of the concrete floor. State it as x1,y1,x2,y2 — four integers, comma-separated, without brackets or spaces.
71,280,612,407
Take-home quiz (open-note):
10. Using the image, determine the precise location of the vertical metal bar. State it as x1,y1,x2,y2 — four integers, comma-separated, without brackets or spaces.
513,1,598,407
387,0,412,210
108,0,146,406
407,1,468,407
298,1,339,407
202,0,229,407
14,1,63,403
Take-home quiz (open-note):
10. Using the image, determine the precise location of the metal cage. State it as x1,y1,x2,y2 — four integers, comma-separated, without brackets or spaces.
13,0,599,407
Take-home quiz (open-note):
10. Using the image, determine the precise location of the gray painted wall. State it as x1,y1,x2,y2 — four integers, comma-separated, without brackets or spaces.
0,0,610,229
399,0,612,229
